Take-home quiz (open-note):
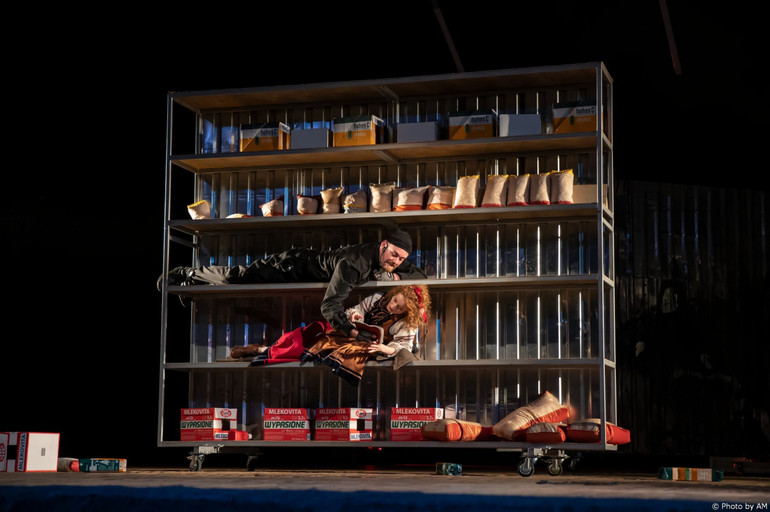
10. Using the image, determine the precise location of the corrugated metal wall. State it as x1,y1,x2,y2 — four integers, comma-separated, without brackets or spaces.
615,181,769,457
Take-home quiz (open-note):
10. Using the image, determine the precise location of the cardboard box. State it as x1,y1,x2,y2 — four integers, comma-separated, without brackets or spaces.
315,408,373,441
658,467,724,482
573,184,609,206
240,122,291,152
180,408,237,441
0,432,59,472
448,110,496,140
291,128,330,149
390,408,444,441
552,102,597,134
397,121,439,142
79,458,127,472
263,408,311,441
332,116,385,147
499,114,541,136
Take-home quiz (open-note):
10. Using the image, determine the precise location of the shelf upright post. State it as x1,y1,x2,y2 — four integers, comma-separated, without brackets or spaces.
157,92,174,447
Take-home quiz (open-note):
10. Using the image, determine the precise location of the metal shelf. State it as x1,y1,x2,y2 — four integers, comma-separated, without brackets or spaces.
171,133,600,173
165,357,611,371
170,275,602,299
170,203,602,234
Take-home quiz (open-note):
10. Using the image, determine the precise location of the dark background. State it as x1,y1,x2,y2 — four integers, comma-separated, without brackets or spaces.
3,1,766,469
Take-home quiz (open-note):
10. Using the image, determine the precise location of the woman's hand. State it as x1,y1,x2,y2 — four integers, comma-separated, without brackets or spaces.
367,343,395,355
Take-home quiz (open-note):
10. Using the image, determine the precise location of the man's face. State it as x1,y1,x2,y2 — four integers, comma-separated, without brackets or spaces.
379,241,408,272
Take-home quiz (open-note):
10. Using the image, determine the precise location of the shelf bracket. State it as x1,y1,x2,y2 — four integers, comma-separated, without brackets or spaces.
372,149,399,164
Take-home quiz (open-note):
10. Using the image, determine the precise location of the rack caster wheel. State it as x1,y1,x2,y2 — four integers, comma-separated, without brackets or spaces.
188,454,204,472
246,454,261,471
517,457,535,477
547,459,563,476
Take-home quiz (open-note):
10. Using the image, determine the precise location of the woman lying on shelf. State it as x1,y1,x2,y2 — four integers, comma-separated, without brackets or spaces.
229,284,431,387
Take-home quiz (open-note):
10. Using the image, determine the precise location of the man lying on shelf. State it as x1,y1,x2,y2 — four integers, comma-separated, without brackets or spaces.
157,227,426,342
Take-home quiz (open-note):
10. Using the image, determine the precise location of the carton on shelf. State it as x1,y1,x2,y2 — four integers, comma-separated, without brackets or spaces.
180,408,238,441
263,408,311,441
332,116,385,147
315,408,373,441
397,121,440,143
498,113,541,137
390,407,444,441
552,102,597,134
240,122,291,152
448,110,497,140
290,128,330,149
573,184,609,206
0,432,59,472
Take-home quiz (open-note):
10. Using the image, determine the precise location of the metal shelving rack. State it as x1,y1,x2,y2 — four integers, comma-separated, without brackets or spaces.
158,63,615,476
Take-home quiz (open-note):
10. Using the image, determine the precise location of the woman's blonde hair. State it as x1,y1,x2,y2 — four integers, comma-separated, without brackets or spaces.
384,284,431,330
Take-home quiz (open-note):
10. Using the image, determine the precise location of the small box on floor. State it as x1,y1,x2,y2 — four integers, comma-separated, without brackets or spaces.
180,408,237,441
79,458,127,472
263,408,311,441
552,102,597,133
332,116,385,147
448,110,497,140
240,122,291,151
315,408,373,441
0,432,59,472
658,467,724,482
390,407,444,441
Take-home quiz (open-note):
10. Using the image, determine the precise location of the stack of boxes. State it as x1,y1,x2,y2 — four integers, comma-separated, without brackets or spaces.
180,407,453,442
0,432,59,472
315,408,373,441
180,408,241,441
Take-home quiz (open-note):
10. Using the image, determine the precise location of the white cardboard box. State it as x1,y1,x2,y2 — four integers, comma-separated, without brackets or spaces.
290,128,330,149
397,121,439,142
263,408,311,441
499,114,541,136
315,408,373,441
0,432,59,472
390,407,444,441
180,408,237,441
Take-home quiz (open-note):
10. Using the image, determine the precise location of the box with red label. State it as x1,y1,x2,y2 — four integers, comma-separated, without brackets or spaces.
0,432,59,472
389,408,444,441
180,408,237,441
314,408,373,441
263,408,311,441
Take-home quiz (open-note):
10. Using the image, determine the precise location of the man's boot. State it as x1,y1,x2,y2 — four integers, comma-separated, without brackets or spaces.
230,345,265,359
157,266,193,291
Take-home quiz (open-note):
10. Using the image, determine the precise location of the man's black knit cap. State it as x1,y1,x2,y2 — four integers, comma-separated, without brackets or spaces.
387,229,412,253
